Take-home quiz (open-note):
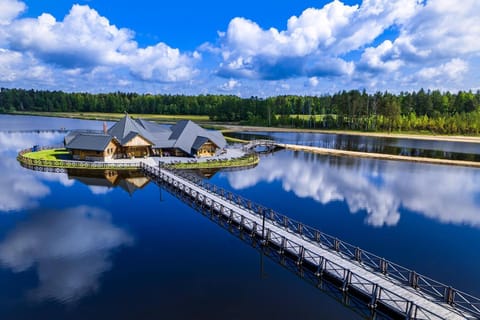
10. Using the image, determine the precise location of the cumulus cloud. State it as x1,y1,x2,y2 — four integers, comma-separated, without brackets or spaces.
0,206,133,302
209,0,480,92
216,0,423,81
224,151,480,228
417,58,468,82
1,0,480,94
358,0,480,85
0,0,25,25
0,3,198,87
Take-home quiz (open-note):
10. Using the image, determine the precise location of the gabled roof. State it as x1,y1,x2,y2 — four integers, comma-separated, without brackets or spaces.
192,136,209,151
66,133,115,151
121,131,154,146
135,119,170,133
170,120,227,155
108,115,153,145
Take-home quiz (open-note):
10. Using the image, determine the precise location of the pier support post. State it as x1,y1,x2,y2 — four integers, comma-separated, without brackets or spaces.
315,257,325,277
445,286,456,305
409,271,419,289
406,301,417,319
355,247,362,263
297,246,305,266
342,270,352,292
279,236,286,255
334,238,340,252
380,258,388,275
251,222,257,237
369,284,380,309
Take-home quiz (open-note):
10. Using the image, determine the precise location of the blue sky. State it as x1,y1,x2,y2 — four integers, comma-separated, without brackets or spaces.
0,0,479,96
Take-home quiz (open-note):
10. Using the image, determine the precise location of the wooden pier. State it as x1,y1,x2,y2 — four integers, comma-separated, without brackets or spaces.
141,162,480,320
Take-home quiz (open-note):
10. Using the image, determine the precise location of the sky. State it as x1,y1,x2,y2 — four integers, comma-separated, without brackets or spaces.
0,0,479,96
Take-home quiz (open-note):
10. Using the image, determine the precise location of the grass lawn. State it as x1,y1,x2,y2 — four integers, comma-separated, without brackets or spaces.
23,148,71,160
170,155,259,169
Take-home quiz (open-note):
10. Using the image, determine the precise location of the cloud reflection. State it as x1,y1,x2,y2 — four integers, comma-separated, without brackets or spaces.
0,131,64,153
0,132,75,212
0,206,133,303
224,152,480,227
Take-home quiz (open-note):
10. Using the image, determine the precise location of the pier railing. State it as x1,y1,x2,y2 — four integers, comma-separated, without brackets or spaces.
154,165,480,319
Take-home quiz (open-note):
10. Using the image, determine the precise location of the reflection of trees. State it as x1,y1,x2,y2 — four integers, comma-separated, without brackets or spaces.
225,151,480,227
0,206,133,303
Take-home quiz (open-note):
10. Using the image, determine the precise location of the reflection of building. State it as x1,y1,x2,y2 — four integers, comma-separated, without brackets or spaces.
68,169,150,195
64,115,227,161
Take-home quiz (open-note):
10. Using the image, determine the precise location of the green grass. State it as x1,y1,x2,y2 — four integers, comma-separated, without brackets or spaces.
23,148,71,160
168,155,259,169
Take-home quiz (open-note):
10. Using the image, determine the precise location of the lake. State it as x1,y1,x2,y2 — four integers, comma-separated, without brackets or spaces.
1,115,480,319
226,131,480,161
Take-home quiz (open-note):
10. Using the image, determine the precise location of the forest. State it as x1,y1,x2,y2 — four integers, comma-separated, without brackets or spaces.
1,88,480,134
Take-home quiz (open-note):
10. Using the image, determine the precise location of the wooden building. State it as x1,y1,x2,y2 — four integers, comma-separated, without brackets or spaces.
65,115,227,161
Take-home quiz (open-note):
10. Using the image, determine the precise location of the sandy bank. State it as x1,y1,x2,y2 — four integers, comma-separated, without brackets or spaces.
281,143,480,168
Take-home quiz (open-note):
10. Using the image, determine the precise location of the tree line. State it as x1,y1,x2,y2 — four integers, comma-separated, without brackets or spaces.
1,88,480,134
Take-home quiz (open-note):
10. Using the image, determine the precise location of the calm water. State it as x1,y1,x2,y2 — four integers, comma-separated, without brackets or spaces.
1,115,480,319
227,131,480,161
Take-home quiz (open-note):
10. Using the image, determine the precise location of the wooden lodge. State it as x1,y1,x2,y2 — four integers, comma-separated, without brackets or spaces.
64,115,227,161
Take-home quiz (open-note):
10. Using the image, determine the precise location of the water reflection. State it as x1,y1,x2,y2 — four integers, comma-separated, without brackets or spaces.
228,131,480,161
0,131,65,153
224,151,480,227
67,169,151,196
0,206,133,303
0,132,73,212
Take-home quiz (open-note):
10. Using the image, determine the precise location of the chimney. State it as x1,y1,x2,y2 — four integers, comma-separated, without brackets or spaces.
103,121,108,134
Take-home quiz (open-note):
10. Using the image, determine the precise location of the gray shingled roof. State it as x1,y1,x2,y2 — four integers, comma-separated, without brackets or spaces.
170,120,227,155
108,115,153,145
66,133,115,151
192,136,209,151
135,119,170,133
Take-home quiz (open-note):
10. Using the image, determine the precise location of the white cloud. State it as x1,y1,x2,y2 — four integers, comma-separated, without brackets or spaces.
0,0,479,94
417,58,468,81
128,43,197,81
0,0,25,25
0,49,52,82
359,40,403,72
400,0,480,58
220,78,240,91
0,206,133,302
216,0,421,81
357,0,480,87
1,3,198,86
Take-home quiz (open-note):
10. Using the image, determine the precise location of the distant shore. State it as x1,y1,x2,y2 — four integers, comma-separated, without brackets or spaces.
223,125,480,144
7,111,480,144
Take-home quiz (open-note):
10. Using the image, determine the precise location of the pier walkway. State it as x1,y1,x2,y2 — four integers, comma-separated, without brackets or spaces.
141,161,479,320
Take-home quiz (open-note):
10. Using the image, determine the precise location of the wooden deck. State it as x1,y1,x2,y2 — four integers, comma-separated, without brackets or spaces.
141,162,479,320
